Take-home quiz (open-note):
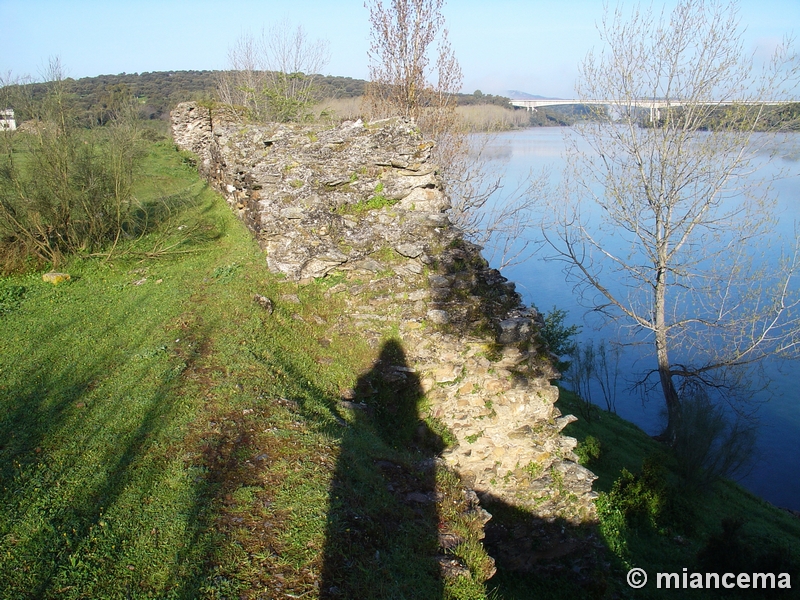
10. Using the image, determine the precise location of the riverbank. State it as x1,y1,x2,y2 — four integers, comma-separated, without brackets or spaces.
2,123,799,598
491,126,800,513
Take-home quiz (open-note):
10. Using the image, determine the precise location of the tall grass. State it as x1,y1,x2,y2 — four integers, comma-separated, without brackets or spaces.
315,99,532,133
455,104,531,132
314,97,365,122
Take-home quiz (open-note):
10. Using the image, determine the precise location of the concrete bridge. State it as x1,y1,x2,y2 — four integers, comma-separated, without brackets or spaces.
510,98,793,122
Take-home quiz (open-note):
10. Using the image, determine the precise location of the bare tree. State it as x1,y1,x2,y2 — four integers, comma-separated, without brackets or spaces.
365,0,459,135
215,34,265,118
366,0,543,268
544,0,800,441
216,21,330,122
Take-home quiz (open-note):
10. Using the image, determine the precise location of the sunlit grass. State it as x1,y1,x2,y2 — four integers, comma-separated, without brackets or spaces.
0,137,492,599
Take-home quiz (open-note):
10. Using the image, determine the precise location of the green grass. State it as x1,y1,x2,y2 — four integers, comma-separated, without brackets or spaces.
487,387,800,599
335,182,399,216
0,142,260,598
0,138,491,599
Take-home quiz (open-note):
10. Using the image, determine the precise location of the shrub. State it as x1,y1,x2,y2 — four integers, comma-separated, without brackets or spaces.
575,435,601,466
604,465,664,530
539,306,580,366
216,22,329,123
597,455,696,556
0,74,146,271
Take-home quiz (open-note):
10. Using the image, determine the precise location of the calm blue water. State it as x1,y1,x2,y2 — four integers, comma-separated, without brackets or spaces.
481,128,800,511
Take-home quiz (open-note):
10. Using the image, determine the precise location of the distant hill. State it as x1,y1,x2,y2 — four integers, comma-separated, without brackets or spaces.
7,71,220,124
6,71,521,125
6,71,371,124
506,90,567,100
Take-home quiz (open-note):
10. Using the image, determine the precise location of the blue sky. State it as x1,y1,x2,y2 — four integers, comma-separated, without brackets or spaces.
1,0,798,98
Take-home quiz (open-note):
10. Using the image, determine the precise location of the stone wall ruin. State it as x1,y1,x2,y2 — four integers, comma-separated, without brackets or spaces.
171,101,598,573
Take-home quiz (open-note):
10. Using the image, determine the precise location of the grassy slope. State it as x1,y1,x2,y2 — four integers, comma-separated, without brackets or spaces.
487,389,800,599
2,137,799,599
0,139,491,599
0,141,284,598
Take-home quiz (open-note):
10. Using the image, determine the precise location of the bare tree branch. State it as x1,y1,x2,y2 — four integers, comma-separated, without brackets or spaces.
216,21,330,123
544,0,800,441
365,0,544,268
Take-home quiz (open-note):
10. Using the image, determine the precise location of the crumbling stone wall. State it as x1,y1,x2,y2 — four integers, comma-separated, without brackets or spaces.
172,102,598,564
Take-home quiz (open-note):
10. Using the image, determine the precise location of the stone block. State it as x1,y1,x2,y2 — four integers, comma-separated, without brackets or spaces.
427,309,450,324
42,272,70,284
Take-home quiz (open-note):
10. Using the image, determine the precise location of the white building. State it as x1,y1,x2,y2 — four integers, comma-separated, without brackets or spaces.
0,109,17,131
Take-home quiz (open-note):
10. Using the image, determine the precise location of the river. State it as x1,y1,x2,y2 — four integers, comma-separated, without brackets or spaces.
479,127,800,511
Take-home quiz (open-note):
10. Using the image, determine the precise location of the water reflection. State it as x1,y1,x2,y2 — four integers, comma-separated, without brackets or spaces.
482,128,800,510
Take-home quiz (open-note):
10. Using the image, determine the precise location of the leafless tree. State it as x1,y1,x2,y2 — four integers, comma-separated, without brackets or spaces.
365,0,459,133
216,20,330,122
544,0,800,441
366,0,542,268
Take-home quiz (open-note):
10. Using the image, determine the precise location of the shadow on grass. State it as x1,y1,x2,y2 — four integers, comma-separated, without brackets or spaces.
320,339,446,599
480,496,609,600
167,334,454,599
0,342,183,598
0,287,223,597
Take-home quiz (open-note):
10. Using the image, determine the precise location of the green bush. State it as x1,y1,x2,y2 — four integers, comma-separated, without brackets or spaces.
539,307,580,357
0,75,146,272
596,455,696,560
538,307,580,372
575,434,601,465
596,465,666,560
604,465,664,529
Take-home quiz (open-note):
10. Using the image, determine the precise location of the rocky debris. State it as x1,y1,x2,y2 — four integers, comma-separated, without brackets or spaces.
400,310,596,524
42,272,71,284
498,314,536,344
436,556,472,578
172,102,598,577
172,103,448,282
253,294,274,314
426,309,450,325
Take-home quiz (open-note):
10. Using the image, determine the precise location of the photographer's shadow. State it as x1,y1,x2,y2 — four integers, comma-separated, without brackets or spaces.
320,338,446,598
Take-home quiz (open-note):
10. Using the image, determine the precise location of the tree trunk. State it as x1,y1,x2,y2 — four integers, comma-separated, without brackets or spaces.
654,261,681,443
656,330,682,444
